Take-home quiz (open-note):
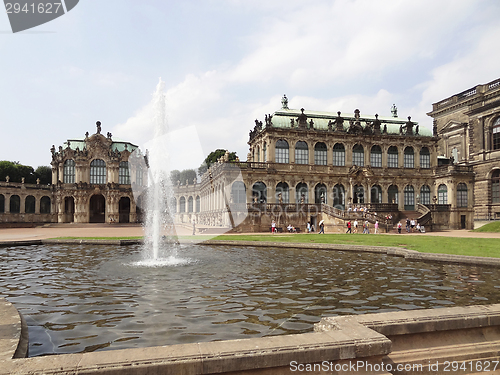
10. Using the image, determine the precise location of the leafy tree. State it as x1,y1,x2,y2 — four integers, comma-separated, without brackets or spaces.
198,149,237,176
35,166,52,184
0,161,34,183
179,169,197,185
0,161,51,184
170,169,181,185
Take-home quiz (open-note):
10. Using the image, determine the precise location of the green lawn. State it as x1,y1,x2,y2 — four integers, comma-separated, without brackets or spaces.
213,233,500,258
473,221,500,233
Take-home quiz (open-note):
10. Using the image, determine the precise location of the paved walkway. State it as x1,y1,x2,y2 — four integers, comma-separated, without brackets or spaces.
0,224,499,242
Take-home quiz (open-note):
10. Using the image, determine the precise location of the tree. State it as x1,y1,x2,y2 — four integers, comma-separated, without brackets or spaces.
198,149,237,176
179,169,197,185
170,169,181,185
0,161,51,184
0,161,35,183
35,166,52,184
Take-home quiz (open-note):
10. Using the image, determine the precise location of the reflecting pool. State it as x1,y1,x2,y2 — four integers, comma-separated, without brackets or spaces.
0,244,499,357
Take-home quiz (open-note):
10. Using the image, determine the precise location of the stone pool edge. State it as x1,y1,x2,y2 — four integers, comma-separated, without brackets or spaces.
2,238,500,268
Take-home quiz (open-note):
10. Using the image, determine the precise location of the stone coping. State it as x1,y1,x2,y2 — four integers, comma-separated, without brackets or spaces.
1,238,500,268
2,302,500,374
0,298,28,361
202,240,500,268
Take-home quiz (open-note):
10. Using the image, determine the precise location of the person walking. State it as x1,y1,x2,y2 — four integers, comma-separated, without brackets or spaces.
271,219,276,234
353,219,358,233
374,220,379,234
397,221,402,234
319,222,325,234
346,220,352,233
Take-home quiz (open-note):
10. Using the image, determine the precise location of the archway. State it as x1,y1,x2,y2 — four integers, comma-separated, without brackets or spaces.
119,197,131,223
353,185,364,204
64,196,75,223
314,183,327,204
89,194,105,223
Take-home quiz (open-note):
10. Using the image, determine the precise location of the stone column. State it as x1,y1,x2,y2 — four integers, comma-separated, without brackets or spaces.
4,194,10,214
327,143,333,166
57,197,64,223
35,196,40,214
58,164,64,183
398,185,404,211
51,165,58,185
130,198,137,223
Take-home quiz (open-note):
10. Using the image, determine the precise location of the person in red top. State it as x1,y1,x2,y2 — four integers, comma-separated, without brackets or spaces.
346,221,352,234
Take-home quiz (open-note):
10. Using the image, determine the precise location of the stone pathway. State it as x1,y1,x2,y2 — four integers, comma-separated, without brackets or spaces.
0,224,499,242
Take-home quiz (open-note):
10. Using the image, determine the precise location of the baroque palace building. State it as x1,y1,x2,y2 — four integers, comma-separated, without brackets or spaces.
0,122,145,224
1,79,498,230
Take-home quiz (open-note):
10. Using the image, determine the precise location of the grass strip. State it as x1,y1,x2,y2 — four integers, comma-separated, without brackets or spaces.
213,234,500,258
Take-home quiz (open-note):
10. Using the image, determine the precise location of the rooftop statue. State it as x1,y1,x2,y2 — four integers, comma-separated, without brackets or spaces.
281,94,289,109
391,104,398,118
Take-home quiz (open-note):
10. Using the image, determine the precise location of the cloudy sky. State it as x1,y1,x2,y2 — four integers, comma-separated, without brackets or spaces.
1,0,499,170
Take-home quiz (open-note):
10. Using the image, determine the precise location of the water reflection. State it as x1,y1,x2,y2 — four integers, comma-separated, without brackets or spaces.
0,244,499,357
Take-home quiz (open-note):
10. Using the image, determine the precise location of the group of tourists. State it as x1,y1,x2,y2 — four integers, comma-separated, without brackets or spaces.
345,220,379,234
396,218,425,234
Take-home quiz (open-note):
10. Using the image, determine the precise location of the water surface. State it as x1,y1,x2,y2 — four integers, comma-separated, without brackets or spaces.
0,244,498,357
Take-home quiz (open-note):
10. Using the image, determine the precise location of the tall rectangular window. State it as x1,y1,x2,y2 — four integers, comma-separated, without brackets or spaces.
388,147,398,168
63,159,75,184
333,144,345,166
119,162,130,184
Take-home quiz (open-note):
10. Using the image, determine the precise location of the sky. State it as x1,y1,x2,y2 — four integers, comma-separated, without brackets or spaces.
1,0,499,171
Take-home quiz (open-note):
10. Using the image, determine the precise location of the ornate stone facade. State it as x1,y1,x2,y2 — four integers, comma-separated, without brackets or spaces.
427,77,500,221
174,98,475,232
0,122,146,224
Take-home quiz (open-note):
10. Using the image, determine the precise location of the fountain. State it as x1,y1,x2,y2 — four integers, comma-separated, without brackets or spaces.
132,79,184,266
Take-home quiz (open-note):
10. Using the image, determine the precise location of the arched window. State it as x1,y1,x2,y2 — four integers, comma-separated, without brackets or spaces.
404,147,414,168
276,182,289,203
371,185,382,204
252,181,267,203
90,159,106,184
493,118,500,150
119,161,130,184
10,195,20,213
231,181,246,204
296,183,308,203
314,142,327,165
333,143,345,166
404,185,415,210
420,185,431,205
25,195,35,213
332,184,345,210
196,196,201,212
179,197,186,212
457,183,468,207
0,194,4,213
315,183,327,204
256,146,260,162
388,185,398,205
492,170,500,203
275,140,289,163
370,145,382,168
63,159,75,184
420,147,430,169
263,143,267,162
352,144,364,166
188,196,194,212
388,146,398,168
438,184,448,205
171,197,177,213
295,141,309,164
